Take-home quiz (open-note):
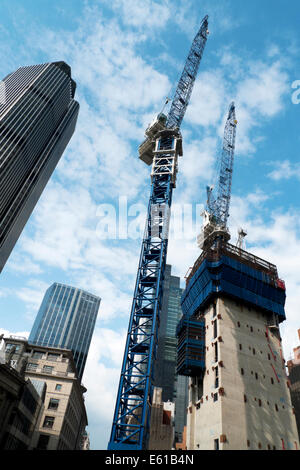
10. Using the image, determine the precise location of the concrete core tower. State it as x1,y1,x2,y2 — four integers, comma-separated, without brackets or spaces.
177,240,299,450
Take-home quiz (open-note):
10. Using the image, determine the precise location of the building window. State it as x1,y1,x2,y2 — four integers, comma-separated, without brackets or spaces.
47,353,59,362
5,343,20,352
55,384,62,391
213,393,218,402
258,399,262,407
241,368,244,375
213,320,217,339
255,373,258,380
37,434,50,450
43,365,53,374
275,404,278,412
43,416,55,429
32,350,43,359
48,398,59,410
215,366,219,388
26,362,38,371
239,344,242,350
214,438,219,450
271,377,274,384
214,343,218,363
213,303,217,317
237,321,240,327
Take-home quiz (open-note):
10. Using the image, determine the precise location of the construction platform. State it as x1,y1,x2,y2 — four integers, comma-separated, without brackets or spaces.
182,241,286,323
176,315,205,377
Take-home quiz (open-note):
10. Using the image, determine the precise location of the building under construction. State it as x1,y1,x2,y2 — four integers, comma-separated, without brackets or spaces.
174,80,299,449
177,240,299,450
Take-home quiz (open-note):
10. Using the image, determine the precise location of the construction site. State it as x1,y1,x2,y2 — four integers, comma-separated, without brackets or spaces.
0,2,300,454
105,14,299,451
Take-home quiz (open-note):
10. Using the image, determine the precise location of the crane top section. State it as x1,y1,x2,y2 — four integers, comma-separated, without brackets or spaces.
210,101,237,226
166,14,209,130
139,15,209,166
198,101,237,251
207,102,237,227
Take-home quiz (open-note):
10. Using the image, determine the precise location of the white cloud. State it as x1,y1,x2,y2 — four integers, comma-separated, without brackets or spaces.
236,60,289,118
181,51,290,160
6,254,43,275
180,135,217,186
0,328,29,340
14,279,50,322
81,326,127,449
185,70,225,128
267,160,300,181
104,0,171,30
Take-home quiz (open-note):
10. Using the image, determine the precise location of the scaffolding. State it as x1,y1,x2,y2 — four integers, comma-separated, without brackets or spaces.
182,241,286,322
176,315,205,377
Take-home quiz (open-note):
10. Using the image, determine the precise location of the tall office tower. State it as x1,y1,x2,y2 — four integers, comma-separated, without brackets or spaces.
153,264,188,444
177,241,299,450
0,61,79,272
28,283,100,380
287,329,300,439
174,375,189,445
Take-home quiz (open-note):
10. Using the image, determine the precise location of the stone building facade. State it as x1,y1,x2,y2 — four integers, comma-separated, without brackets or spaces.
2,336,88,450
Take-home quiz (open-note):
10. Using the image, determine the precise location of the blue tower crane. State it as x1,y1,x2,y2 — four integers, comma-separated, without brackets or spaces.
197,101,237,251
108,14,209,451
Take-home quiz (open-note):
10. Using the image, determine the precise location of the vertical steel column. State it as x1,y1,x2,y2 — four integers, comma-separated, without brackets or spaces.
108,130,181,450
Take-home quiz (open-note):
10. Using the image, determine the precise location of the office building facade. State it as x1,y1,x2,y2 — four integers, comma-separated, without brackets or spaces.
154,265,183,401
0,345,45,450
29,283,100,380
0,61,79,272
153,264,188,444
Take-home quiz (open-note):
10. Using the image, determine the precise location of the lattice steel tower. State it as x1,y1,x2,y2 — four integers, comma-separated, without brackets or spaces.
108,15,209,450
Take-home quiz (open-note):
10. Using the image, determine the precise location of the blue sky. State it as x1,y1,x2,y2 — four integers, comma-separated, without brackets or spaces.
0,0,300,450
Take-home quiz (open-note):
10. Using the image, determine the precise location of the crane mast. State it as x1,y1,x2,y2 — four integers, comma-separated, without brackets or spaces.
108,15,209,451
198,102,237,251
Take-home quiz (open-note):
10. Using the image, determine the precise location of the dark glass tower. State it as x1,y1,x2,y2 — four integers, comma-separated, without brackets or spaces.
28,283,100,380
153,264,188,443
0,62,79,272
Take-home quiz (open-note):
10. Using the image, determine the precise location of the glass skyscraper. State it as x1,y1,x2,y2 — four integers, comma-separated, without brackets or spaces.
153,264,188,443
0,61,79,272
29,283,100,380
